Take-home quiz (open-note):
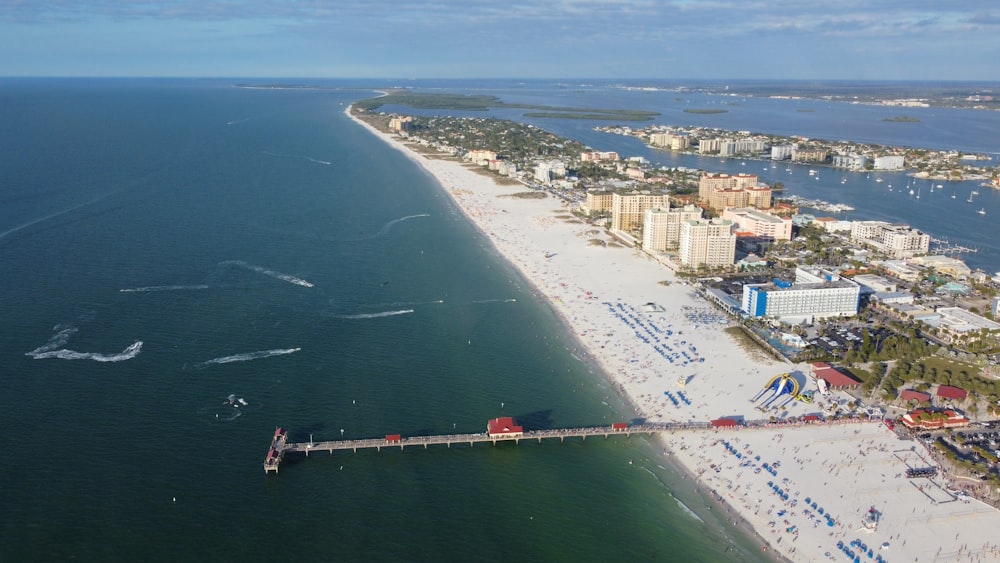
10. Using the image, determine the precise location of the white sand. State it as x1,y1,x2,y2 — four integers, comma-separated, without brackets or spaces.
348,108,1000,562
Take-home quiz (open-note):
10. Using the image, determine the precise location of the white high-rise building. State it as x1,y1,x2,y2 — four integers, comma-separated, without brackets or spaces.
611,192,669,233
679,219,736,268
642,205,703,251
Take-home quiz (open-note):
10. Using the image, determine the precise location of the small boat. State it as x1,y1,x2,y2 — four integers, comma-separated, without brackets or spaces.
978,208,986,215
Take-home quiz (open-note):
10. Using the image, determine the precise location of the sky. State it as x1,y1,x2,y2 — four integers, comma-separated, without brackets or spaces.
1,0,999,80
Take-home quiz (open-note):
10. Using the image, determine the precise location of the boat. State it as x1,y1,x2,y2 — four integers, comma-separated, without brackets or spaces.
978,208,986,215
875,177,883,183
972,189,980,195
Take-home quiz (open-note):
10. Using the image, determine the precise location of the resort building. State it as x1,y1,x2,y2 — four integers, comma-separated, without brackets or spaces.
580,151,619,162
698,173,759,201
812,217,853,233
582,190,614,215
678,219,736,269
718,139,766,156
721,207,792,241
611,192,670,233
831,154,867,170
909,255,972,278
873,155,905,170
698,138,722,154
741,268,860,323
850,221,930,258
388,115,414,133
770,144,795,160
791,148,828,163
649,132,690,150
698,173,770,211
533,160,566,183
642,205,703,252
465,149,497,165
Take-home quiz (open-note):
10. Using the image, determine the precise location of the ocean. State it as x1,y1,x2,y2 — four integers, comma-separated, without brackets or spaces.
0,79,762,562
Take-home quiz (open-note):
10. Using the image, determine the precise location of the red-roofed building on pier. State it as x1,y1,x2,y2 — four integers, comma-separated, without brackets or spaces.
487,417,523,439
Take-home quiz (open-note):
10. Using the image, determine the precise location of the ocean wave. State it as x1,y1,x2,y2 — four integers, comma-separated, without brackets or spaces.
335,309,414,319
200,347,301,366
119,285,211,293
26,326,143,362
222,260,314,288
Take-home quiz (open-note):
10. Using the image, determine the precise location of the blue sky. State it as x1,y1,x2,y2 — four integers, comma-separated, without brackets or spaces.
2,1,999,79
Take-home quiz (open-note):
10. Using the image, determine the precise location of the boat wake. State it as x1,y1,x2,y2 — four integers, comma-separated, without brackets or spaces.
471,298,518,304
334,309,414,319
373,214,430,238
222,260,314,288
25,325,143,362
199,348,301,366
260,150,331,166
119,284,211,293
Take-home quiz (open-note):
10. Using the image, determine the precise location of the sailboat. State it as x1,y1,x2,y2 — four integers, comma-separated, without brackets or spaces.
978,208,986,215
967,190,975,203
916,186,921,199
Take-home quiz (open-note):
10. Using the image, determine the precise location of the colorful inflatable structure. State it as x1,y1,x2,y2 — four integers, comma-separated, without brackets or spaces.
751,373,801,411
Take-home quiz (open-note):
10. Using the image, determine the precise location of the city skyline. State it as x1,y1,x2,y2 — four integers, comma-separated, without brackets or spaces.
2,1,999,80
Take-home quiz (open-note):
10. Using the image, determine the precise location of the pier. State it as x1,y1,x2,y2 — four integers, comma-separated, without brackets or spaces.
263,415,881,473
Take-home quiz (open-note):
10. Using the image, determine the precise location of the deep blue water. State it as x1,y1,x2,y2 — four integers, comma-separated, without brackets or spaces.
0,79,760,562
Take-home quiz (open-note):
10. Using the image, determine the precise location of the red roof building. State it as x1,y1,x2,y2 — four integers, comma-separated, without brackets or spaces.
802,415,821,423
385,434,402,443
900,409,969,430
936,385,968,401
811,362,861,389
900,389,932,403
487,417,523,438
611,423,628,431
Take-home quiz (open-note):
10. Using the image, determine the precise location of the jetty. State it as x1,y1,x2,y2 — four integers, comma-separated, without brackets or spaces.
263,415,881,473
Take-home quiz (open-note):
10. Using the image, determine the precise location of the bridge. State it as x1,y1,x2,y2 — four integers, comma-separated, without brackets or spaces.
264,415,880,473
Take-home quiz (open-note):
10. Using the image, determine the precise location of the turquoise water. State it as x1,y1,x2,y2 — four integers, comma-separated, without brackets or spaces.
0,80,761,561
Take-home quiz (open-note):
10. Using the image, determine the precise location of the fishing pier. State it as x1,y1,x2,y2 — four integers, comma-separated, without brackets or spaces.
264,417,713,474
264,415,881,473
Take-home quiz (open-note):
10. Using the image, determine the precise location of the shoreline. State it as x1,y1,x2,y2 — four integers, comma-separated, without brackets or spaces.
345,105,1000,562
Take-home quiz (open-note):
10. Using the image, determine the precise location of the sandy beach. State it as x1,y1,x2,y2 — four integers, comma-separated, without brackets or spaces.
348,107,1000,562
